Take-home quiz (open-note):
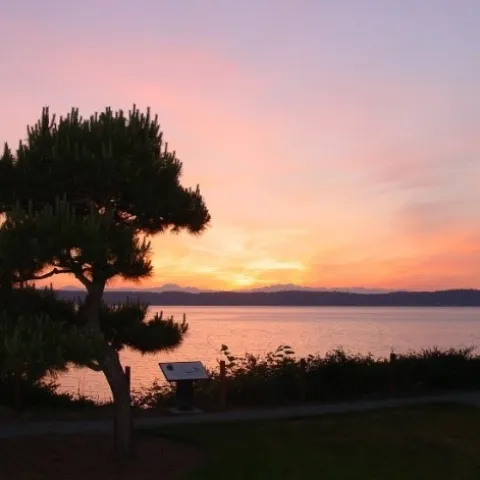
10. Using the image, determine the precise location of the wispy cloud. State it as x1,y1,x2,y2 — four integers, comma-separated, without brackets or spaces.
4,1,480,290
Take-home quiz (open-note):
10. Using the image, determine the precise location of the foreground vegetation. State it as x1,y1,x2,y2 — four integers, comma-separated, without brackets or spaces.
0,105,209,457
0,378,97,412
155,404,480,480
133,345,480,410
3,345,480,414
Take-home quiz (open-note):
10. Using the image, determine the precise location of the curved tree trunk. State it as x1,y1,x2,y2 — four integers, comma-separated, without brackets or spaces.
83,283,133,461
102,347,133,460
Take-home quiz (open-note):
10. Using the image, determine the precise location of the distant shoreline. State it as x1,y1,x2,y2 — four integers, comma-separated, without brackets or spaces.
56,289,480,307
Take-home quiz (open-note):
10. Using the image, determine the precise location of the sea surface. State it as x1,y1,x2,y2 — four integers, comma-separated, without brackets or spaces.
56,306,480,401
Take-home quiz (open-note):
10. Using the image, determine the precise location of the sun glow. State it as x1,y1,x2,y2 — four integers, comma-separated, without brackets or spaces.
3,2,480,292
227,273,257,288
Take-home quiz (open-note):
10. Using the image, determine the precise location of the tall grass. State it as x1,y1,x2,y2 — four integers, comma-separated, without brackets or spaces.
4,345,479,412
0,376,98,410
132,345,480,410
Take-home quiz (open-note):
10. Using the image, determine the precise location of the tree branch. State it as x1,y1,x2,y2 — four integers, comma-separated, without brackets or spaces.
60,254,92,288
84,360,102,372
22,268,73,281
74,270,92,288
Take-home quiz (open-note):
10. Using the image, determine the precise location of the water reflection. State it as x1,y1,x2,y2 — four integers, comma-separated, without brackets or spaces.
56,306,480,401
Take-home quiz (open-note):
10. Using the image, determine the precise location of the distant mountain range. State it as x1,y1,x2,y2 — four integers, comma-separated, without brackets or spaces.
244,284,389,294
60,283,390,294
56,286,480,307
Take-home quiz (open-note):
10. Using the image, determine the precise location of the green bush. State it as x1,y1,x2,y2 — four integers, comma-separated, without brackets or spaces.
133,345,480,410
0,375,97,410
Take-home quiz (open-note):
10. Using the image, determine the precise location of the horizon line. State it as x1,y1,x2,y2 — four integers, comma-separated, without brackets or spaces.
55,287,480,294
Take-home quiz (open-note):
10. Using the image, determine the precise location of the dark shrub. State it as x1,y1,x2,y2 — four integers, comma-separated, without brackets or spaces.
134,345,480,410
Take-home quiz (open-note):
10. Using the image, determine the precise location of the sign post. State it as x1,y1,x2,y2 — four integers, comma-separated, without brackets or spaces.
159,361,209,412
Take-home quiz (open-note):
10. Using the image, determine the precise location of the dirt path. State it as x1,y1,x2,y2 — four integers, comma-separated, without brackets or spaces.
2,390,480,440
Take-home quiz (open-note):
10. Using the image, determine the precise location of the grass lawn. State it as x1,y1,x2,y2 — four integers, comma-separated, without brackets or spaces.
153,404,480,480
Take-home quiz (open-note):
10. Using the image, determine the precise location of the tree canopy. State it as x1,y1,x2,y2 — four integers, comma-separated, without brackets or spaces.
0,105,210,457
0,106,210,288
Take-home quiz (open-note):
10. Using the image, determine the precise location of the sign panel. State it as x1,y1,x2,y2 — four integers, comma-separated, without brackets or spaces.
159,361,209,382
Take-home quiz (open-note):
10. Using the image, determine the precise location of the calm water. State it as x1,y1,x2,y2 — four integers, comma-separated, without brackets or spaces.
56,306,480,400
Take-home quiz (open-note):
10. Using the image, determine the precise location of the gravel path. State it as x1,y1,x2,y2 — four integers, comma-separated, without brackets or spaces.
2,391,480,439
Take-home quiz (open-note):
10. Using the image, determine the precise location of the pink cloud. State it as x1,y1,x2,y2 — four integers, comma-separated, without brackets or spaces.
5,8,480,292
305,221,480,290
395,201,478,239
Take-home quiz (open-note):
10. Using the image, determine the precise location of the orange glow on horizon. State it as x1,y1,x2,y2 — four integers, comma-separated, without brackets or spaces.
3,3,480,292
36,220,480,292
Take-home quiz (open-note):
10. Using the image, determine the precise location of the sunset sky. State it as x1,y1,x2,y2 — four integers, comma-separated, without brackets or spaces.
1,1,479,291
